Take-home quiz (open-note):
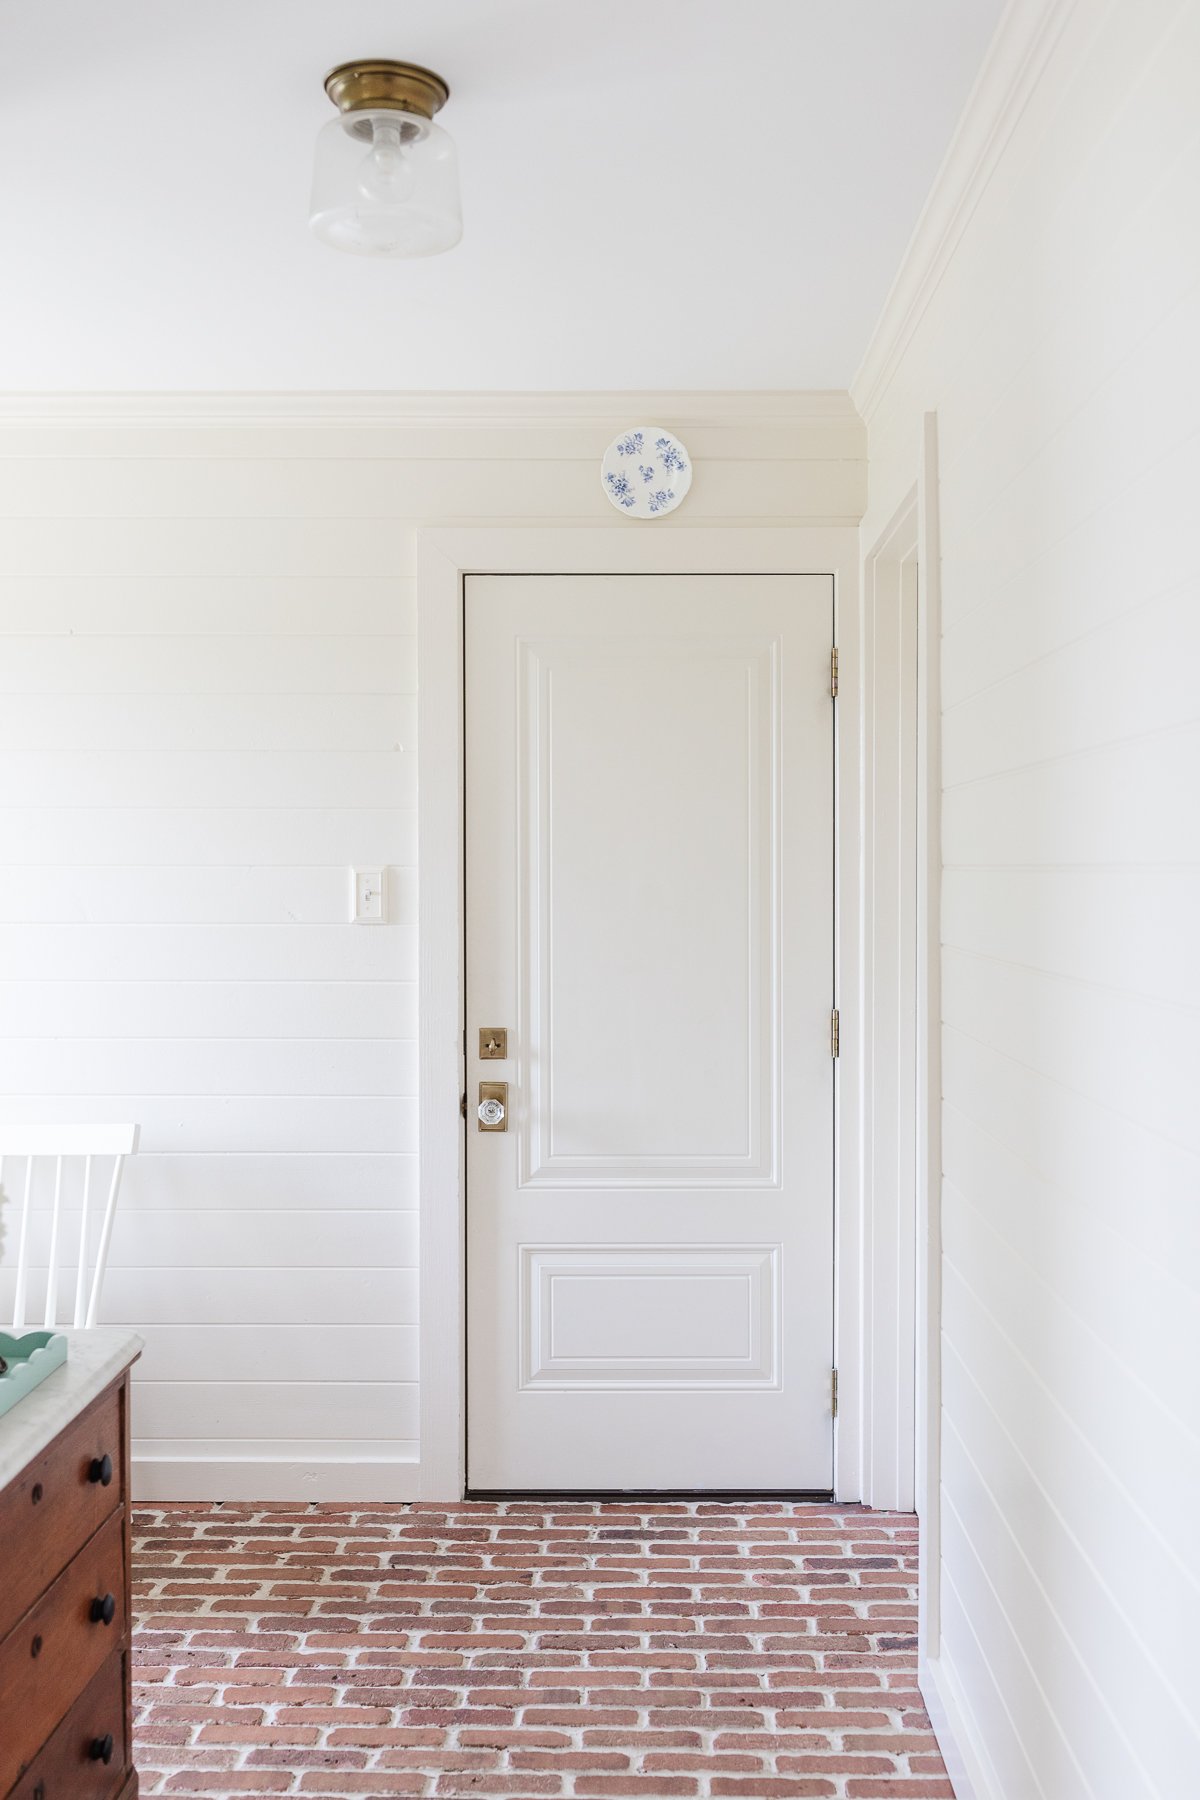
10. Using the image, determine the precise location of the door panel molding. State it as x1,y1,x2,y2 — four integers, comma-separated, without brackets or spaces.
515,633,782,1191
416,527,863,1502
520,1244,781,1391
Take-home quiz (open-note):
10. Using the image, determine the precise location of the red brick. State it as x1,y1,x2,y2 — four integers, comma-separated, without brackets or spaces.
576,1782,698,1797
711,1784,836,1798
298,1780,428,1795
641,1753,766,1772
511,1751,632,1770
433,1779,562,1795
586,1728,703,1748
777,1756,898,1774
163,1779,293,1795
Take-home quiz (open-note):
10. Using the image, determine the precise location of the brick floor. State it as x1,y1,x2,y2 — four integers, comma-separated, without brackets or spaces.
132,1501,952,1800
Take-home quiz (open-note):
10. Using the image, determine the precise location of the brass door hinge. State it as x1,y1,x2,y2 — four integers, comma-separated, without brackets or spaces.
831,1368,839,1419
831,1008,840,1057
830,646,839,698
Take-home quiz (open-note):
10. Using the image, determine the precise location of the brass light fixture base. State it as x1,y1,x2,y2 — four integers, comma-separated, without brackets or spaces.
324,59,450,121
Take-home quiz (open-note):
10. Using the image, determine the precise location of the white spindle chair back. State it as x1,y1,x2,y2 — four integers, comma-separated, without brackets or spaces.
0,1125,139,1330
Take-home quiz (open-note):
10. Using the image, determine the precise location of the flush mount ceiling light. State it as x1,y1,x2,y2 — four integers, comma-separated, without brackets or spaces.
309,59,462,258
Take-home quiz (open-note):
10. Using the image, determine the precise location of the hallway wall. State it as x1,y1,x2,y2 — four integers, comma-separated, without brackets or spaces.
0,392,864,1499
856,1,1200,1795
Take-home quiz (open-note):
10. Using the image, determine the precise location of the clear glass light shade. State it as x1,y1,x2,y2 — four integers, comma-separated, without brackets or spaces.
309,110,462,257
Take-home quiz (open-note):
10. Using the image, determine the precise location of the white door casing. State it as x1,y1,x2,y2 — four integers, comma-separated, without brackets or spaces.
464,573,835,1491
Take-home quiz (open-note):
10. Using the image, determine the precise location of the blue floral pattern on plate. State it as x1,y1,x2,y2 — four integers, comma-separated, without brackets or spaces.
601,426,692,518
603,470,637,509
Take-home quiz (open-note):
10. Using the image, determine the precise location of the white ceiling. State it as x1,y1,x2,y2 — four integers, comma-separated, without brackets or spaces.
0,0,1004,391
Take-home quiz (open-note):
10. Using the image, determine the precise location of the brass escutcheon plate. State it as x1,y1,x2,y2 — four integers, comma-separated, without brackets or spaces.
478,1081,507,1131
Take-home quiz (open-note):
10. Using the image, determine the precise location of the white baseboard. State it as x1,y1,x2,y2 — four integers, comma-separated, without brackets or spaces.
133,1455,422,1503
922,1653,1003,1800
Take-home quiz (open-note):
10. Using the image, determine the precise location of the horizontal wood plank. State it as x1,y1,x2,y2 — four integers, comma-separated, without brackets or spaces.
0,980,416,1040
0,924,417,982
0,455,866,522
0,634,415,695
0,691,414,752
132,1323,417,1383
0,1266,420,1326
131,1381,419,1441
0,1095,416,1154
10,1207,419,1270
0,807,416,867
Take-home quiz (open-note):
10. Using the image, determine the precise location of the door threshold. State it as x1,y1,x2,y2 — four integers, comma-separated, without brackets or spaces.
465,1488,837,1502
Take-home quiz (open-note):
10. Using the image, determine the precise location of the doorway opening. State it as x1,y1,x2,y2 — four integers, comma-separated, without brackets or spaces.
415,520,931,1515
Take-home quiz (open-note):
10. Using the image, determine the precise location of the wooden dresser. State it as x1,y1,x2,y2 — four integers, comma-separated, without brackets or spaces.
0,1330,142,1800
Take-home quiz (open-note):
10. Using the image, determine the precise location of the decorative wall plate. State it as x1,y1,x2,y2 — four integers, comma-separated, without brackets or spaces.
601,427,692,519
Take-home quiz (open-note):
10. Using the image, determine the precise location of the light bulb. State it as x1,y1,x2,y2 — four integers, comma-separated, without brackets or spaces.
357,119,415,205
310,92,463,258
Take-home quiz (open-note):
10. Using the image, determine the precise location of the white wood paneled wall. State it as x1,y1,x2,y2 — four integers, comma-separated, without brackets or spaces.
0,392,865,1499
856,2,1200,1796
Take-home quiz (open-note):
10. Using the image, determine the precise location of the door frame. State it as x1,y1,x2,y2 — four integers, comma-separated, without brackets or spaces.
417,524,882,1501
857,417,944,1649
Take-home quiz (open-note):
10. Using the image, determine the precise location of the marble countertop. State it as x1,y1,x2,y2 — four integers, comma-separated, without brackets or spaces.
0,1327,142,1487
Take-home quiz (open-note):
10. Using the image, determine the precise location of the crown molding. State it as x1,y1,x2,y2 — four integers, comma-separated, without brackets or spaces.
850,0,1081,423
0,389,862,431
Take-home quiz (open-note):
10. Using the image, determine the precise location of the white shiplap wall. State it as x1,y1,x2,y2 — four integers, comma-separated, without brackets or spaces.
0,393,865,1499
856,2,1200,1796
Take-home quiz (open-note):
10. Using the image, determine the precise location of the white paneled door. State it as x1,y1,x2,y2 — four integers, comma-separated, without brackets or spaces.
465,574,834,1490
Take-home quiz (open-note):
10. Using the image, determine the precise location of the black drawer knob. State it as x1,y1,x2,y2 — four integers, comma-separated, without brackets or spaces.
88,1453,114,1486
90,1592,116,1626
89,1733,115,1764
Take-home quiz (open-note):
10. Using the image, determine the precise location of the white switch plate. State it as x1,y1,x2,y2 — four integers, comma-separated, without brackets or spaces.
351,867,387,925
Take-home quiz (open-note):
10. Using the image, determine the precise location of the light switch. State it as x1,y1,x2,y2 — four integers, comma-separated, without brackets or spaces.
351,867,386,924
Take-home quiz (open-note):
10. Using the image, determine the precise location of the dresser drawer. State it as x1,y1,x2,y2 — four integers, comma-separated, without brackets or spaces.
0,1510,126,1794
0,1384,123,1644
7,1650,127,1800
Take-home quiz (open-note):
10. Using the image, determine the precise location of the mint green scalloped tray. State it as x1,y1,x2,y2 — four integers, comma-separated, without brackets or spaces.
0,1331,68,1418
